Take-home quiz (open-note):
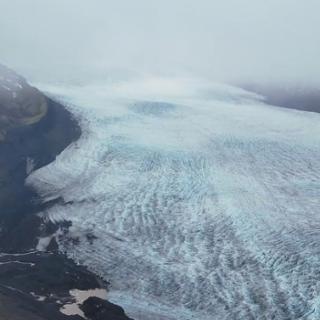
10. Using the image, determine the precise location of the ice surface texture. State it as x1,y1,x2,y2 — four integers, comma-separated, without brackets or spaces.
28,78,320,320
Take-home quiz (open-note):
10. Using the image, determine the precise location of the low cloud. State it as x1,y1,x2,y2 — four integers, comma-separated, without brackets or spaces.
1,0,319,85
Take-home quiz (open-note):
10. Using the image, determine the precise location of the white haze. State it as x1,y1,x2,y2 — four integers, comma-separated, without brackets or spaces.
1,0,320,85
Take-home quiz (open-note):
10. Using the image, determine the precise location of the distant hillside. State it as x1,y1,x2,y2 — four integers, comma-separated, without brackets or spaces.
241,83,320,113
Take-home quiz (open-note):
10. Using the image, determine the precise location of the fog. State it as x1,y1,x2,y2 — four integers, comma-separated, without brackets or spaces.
1,0,320,85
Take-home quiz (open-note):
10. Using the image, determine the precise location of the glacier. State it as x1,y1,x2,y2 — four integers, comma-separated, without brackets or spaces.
27,77,320,320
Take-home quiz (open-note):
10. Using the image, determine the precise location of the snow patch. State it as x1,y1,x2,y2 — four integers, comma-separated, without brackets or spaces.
30,292,47,302
36,236,53,252
60,288,107,319
0,261,35,267
26,157,35,175
36,229,62,252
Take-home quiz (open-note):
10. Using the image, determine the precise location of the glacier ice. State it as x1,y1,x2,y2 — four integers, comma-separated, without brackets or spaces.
27,77,320,320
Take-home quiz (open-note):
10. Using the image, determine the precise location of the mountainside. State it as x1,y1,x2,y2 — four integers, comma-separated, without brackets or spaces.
0,64,81,247
0,65,132,320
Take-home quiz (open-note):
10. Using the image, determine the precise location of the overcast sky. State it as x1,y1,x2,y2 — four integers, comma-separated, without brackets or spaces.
0,0,320,85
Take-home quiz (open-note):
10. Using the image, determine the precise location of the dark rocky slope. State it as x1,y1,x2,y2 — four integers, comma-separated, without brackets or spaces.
0,64,132,320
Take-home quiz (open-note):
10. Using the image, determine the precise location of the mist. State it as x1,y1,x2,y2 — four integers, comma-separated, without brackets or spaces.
1,0,320,85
